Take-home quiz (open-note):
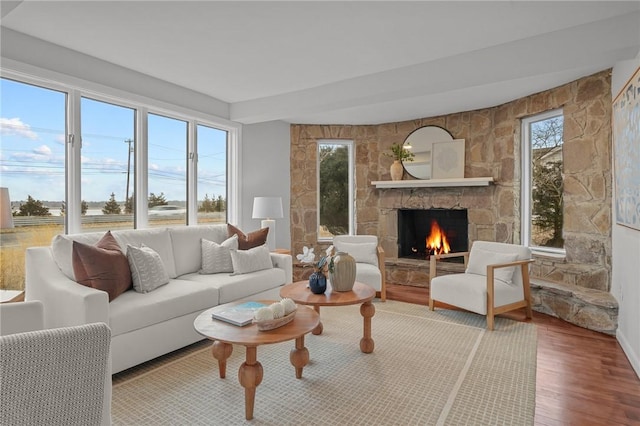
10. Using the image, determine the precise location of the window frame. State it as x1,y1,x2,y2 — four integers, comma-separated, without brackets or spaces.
1,64,239,232
521,108,566,256
316,139,354,242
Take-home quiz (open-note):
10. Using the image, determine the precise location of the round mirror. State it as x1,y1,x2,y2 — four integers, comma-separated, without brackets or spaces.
403,126,454,179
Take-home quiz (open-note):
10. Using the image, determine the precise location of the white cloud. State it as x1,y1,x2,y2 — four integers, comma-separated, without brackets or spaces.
0,117,39,140
34,145,52,156
55,134,66,144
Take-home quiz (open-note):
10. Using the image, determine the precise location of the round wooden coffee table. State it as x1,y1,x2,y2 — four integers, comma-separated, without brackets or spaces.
279,281,376,353
193,300,320,420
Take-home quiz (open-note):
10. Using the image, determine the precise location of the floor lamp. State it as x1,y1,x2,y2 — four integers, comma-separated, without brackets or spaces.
252,197,283,251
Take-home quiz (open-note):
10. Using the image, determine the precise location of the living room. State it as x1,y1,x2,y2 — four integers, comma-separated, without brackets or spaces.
1,2,639,425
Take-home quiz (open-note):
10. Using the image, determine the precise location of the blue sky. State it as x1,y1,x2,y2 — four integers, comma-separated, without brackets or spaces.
0,78,227,204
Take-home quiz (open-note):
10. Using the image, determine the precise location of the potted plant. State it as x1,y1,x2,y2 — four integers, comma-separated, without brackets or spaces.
385,143,414,181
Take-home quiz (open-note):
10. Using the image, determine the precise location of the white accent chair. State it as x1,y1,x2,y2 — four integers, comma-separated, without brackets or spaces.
428,241,534,330
333,235,386,301
0,301,112,425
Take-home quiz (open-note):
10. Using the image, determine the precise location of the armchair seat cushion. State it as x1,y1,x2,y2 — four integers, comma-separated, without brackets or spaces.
355,262,382,291
430,273,523,315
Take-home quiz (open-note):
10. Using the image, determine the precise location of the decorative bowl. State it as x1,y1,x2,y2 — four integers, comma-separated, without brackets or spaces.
254,308,297,331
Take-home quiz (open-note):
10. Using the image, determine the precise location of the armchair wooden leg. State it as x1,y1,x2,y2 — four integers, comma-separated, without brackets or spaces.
487,313,494,331
428,298,435,311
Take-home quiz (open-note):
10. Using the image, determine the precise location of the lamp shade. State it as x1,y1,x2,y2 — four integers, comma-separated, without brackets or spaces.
0,187,14,229
252,197,283,219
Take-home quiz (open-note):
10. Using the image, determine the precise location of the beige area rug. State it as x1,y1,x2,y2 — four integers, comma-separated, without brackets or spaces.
112,300,537,425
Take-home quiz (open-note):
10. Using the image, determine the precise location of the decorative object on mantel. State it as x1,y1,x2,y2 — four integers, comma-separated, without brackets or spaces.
329,251,356,292
402,125,455,180
385,143,414,181
431,139,466,179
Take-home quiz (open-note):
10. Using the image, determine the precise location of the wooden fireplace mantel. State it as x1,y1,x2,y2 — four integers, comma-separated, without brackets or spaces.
371,177,494,188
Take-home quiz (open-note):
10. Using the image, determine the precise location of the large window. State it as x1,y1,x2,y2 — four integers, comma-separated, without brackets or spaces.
0,72,237,292
522,109,564,252
196,124,227,224
148,113,188,227
317,140,354,240
81,97,136,231
0,78,66,291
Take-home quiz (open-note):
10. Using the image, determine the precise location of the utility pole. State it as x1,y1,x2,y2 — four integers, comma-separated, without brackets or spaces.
125,139,133,206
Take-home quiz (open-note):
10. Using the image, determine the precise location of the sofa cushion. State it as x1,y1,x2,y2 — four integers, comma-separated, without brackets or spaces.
227,224,268,250
230,245,273,275
465,248,518,284
52,232,107,280
108,279,219,336
179,267,285,304
334,240,378,266
201,234,238,274
127,244,170,293
112,228,177,279
72,231,132,302
169,225,229,276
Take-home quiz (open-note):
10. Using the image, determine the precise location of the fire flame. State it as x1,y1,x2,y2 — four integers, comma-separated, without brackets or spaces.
426,220,450,255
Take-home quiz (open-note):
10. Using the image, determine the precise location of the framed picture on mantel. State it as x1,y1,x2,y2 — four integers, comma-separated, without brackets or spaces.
431,139,465,179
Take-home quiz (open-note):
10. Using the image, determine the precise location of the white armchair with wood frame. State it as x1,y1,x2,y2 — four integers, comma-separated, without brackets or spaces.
428,241,534,330
333,235,386,301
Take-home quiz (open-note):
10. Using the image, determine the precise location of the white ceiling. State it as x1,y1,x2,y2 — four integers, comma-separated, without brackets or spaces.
1,1,639,125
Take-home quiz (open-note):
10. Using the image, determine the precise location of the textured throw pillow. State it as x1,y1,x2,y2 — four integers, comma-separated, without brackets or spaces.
334,241,378,266
227,224,269,250
200,234,238,274
72,231,132,302
126,244,170,293
229,244,273,275
465,248,519,284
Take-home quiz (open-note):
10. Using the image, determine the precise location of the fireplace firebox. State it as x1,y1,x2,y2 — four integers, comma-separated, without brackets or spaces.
397,208,468,259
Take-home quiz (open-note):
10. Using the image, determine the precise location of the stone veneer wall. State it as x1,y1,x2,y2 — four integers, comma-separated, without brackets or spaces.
290,70,616,333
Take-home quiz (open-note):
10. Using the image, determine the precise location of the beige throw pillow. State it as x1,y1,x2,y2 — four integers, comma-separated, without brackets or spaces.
229,244,273,275
200,234,238,274
465,248,519,284
127,244,170,293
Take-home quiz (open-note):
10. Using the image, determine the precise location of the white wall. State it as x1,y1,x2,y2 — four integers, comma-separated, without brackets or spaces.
611,53,640,378
240,121,291,249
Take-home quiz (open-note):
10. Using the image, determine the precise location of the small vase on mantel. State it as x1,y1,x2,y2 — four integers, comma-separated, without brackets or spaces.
390,160,403,181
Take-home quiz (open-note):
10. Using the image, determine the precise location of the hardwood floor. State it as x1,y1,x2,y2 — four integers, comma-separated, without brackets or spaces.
385,283,640,426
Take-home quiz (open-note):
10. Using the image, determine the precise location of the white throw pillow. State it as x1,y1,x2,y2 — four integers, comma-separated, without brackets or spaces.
200,234,238,274
126,244,170,293
334,241,378,266
465,248,519,284
229,244,273,275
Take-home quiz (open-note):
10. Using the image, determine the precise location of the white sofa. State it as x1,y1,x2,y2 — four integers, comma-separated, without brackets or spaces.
25,224,292,373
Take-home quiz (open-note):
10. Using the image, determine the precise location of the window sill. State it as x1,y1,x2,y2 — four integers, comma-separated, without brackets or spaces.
531,249,566,261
